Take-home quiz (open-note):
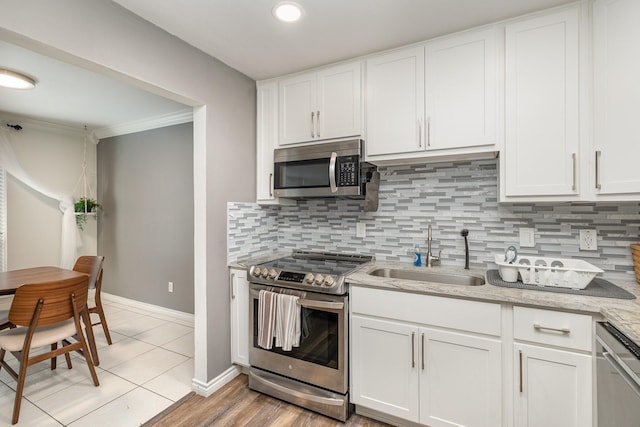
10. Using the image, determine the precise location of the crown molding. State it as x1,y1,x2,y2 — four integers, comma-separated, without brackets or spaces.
0,112,86,137
93,109,193,140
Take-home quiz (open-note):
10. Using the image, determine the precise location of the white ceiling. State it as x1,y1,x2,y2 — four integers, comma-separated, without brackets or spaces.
0,0,575,130
0,40,189,131
113,0,575,80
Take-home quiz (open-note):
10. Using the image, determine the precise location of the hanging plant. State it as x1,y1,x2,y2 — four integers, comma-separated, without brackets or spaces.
75,197,101,230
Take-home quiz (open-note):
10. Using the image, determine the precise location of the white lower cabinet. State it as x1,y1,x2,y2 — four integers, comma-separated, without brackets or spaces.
514,343,591,427
229,268,249,366
350,287,502,426
512,306,593,427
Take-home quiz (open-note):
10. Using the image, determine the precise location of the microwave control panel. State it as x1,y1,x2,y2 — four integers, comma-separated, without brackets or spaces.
337,156,359,186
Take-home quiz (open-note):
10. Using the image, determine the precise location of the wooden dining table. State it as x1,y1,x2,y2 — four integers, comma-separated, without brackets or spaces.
0,266,100,365
0,266,88,296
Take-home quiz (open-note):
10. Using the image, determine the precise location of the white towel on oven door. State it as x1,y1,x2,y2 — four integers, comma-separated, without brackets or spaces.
257,290,277,349
275,293,301,351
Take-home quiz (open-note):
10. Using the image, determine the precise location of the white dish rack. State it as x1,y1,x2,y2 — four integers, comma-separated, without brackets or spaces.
494,254,603,290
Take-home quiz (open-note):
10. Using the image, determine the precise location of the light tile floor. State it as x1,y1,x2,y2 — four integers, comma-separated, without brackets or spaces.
0,296,194,426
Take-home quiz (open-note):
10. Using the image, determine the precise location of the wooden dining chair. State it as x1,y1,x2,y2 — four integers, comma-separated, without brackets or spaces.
73,256,112,345
0,275,100,424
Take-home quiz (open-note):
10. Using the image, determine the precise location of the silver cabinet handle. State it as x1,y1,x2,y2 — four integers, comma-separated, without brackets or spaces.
311,111,315,138
269,173,273,197
316,110,320,138
418,118,422,148
426,117,431,147
572,153,577,192
595,150,602,190
421,333,425,370
519,350,523,393
411,332,415,368
329,152,338,193
230,273,236,299
533,323,570,334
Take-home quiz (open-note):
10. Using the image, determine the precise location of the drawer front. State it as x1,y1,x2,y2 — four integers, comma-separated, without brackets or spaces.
351,286,501,336
513,306,592,351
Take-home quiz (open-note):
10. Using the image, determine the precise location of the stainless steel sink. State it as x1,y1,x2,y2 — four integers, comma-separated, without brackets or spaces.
368,268,485,286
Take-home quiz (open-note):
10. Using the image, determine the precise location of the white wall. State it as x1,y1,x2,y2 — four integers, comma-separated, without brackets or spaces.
0,0,256,387
4,120,97,269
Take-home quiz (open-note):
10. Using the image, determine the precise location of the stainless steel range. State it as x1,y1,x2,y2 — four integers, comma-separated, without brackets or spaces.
247,251,372,421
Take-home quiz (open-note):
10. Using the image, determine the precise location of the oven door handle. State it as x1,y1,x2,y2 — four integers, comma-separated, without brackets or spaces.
602,351,640,399
298,299,344,310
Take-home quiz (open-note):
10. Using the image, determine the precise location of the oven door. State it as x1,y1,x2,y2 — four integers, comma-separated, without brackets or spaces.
249,283,348,394
596,322,640,427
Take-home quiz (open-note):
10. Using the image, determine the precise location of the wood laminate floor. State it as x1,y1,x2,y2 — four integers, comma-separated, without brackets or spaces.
144,374,393,427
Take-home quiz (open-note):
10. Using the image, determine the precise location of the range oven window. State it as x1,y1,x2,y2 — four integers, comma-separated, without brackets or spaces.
274,158,330,189
252,299,339,369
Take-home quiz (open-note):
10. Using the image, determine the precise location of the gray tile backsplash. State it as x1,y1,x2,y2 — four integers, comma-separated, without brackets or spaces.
228,159,640,281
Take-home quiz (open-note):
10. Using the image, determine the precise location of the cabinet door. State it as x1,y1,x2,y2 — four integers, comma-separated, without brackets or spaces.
279,72,316,145
230,268,249,366
593,0,640,196
504,8,580,197
316,62,362,141
514,343,592,427
366,46,425,157
351,315,420,422
420,328,502,427
256,81,278,202
425,28,497,150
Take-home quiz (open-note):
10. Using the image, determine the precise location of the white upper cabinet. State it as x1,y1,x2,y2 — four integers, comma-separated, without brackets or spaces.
366,28,498,164
278,61,362,145
425,28,498,151
366,46,425,158
503,6,581,200
256,81,294,205
593,0,640,199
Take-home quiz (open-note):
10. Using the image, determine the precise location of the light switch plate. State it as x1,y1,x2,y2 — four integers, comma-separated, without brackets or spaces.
580,229,598,251
519,228,535,248
356,223,366,238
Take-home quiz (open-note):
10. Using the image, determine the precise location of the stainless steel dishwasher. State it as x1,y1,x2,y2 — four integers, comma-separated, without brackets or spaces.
596,321,640,426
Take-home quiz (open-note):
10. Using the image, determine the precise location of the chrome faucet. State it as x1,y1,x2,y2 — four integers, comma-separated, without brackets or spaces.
426,224,441,268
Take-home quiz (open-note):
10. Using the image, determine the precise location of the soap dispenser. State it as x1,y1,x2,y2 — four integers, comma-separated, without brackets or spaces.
414,245,422,267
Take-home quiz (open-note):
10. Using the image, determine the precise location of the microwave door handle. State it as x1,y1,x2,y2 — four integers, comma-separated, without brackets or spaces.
329,152,338,193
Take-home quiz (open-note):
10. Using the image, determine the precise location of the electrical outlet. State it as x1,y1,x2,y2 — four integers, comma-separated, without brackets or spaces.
519,228,535,248
579,229,598,251
168,281,174,293
356,222,366,238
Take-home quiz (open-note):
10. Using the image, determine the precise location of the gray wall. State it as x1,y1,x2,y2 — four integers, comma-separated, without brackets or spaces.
0,0,256,385
98,123,194,313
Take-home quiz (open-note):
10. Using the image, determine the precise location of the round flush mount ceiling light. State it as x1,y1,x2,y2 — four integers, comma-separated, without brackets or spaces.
0,68,36,90
272,1,304,23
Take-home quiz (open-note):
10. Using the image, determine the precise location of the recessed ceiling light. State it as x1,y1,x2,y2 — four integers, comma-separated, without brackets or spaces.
272,1,304,23
0,68,36,90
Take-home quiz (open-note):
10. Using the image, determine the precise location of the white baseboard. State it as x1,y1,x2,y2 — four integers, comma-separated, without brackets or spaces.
101,292,194,323
191,365,242,397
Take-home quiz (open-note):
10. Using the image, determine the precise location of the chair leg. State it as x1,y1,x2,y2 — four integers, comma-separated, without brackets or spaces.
94,295,113,345
50,343,57,370
84,312,100,367
77,312,99,387
12,353,29,424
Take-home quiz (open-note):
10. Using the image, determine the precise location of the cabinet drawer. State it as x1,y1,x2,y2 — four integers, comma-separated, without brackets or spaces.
513,306,592,352
351,286,501,336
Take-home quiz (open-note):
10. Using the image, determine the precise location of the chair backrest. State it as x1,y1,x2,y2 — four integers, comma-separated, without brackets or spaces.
8,275,90,327
73,256,105,290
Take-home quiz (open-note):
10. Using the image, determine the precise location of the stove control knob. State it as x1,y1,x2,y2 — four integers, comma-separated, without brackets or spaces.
261,269,269,278
323,275,335,286
268,269,278,279
314,274,325,285
252,267,261,277
304,273,315,284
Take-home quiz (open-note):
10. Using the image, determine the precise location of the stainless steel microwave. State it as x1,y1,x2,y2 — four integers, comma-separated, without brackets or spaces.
273,139,374,198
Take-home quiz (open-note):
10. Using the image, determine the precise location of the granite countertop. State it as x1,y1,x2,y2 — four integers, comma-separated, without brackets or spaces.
347,260,640,343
